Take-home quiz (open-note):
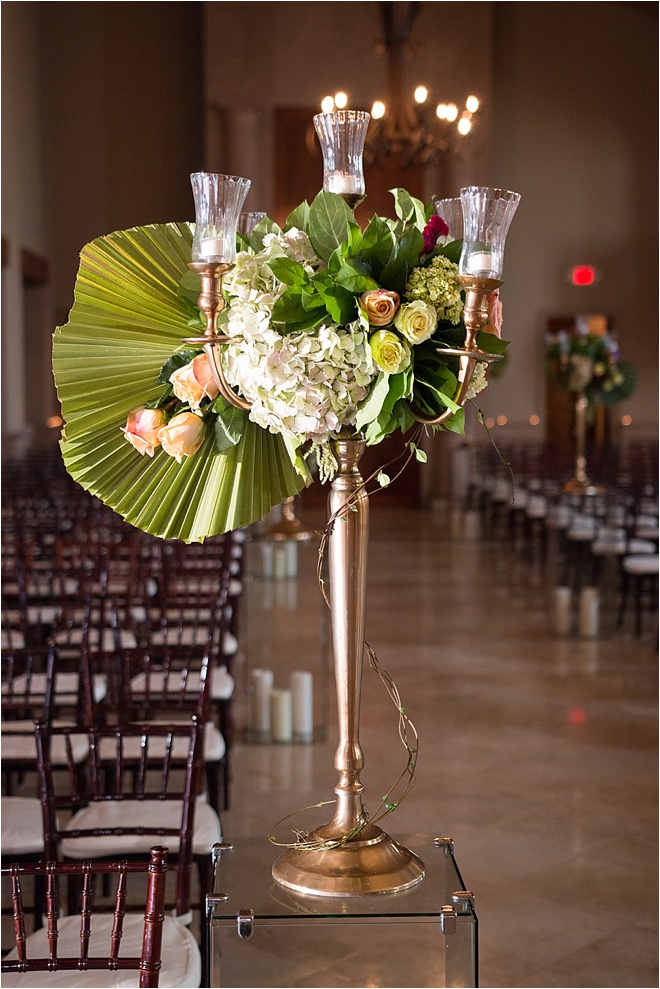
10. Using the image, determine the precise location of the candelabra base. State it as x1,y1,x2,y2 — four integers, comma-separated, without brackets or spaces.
272,825,425,897
563,477,603,496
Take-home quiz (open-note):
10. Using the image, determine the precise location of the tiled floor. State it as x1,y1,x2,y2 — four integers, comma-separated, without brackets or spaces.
222,503,658,988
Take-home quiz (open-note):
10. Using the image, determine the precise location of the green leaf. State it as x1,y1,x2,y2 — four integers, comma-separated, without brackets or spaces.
390,188,426,230
355,371,391,430
334,258,380,294
267,256,310,288
475,330,509,356
270,290,308,327
436,239,462,265
361,215,396,271
442,406,466,435
377,471,390,487
177,269,201,306
308,190,355,262
313,271,357,324
284,201,310,233
409,442,428,463
214,404,246,452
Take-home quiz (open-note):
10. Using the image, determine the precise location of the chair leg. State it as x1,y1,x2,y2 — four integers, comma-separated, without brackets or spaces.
197,854,213,988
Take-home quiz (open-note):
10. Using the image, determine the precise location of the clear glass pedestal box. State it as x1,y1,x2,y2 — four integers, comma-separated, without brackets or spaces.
206,835,478,988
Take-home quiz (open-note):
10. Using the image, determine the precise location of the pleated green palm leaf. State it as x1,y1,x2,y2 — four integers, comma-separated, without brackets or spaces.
53,222,307,542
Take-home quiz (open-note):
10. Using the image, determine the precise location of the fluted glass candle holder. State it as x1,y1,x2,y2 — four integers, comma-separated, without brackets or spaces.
433,196,463,241
458,186,521,279
190,172,251,263
238,211,267,238
313,110,370,208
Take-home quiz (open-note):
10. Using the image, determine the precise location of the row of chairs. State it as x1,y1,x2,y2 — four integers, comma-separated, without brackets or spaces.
2,453,249,985
465,442,659,636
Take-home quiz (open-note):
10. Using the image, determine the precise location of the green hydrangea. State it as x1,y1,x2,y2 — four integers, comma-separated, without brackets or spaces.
405,255,463,325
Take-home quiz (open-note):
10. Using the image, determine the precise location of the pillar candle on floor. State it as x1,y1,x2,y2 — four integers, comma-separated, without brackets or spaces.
250,668,274,735
579,586,599,638
271,688,293,742
291,670,313,741
554,586,572,635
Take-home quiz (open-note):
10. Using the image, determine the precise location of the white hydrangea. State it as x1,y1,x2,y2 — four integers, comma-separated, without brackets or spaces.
224,319,375,444
465,362,488,401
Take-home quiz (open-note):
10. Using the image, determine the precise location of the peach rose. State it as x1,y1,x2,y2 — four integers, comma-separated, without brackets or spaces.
169,353,220,409
121,407,167,457
358,289,400,326
157,411,205,463
484,289,503,338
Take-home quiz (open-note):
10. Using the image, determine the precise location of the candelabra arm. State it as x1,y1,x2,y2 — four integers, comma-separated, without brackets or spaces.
411,276,503,426
181,261,252,412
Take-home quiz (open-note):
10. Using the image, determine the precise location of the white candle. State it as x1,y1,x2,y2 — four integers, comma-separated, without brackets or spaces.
274,545,288,580
554,586,572,636
271,689,293,742
200,237,226,259
261,541,274,578
291,671,313,741
327,172,359,195
579,587,599,638
466,250,493,274
250,668,274,735
286,542,298,578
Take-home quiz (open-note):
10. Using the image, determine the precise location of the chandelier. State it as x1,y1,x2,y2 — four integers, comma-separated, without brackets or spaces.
321,2,480,168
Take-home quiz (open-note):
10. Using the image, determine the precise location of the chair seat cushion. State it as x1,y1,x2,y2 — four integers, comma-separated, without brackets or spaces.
61,799,221,859
1,721,89,765
1,797,44,855
98,722,226,762
2,913,201,987
622,555,659,576
1,672,107,705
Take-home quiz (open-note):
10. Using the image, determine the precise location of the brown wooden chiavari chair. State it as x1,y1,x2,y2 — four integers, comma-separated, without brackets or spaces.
1,845,201,988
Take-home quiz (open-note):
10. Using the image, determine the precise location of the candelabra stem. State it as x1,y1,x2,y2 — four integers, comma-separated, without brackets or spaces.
272,430,425,896
564,392,600,495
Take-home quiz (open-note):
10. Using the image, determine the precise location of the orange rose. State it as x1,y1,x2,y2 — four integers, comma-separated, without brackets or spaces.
169,353,220,409
358,289,400,326
157,411,205,463
121,407,167,457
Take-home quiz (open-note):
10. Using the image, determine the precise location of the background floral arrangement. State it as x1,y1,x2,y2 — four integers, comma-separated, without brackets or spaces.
53,189,506,541
546,326,636,406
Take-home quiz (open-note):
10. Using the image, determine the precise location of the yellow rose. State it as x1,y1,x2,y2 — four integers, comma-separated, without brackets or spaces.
369,330,411,374
157,411,205,463
121,406,167,457
393,300,437,344
359,289,400,326
169,353,220,410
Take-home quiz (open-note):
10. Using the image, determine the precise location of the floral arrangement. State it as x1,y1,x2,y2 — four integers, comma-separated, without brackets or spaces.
546,325,636,406
122,189,506,482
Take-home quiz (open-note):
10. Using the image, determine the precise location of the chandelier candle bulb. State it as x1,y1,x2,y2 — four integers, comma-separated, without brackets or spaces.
554,587,572,636
274,544,288,580
250,669,274,736
291,671,314,741
579,587,600,638
271,689,293,743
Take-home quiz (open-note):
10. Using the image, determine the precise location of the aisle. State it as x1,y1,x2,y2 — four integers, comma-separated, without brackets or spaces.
223,505,658,989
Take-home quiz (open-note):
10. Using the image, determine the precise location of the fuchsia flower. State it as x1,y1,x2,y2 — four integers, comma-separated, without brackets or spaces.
421,215,449,255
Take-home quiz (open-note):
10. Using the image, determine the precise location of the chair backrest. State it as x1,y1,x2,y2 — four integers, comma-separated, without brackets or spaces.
1,647,57,722
36,719,204,917
1,846,168,988
115,644,213,724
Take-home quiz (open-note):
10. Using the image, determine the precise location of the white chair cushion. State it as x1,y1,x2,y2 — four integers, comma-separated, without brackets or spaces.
211,665,235,701
622,555,659,576
1,797,44,855
98,722,225,762
61,799,221,859
1,721,89,765
1,673,107,705
1,913,201,987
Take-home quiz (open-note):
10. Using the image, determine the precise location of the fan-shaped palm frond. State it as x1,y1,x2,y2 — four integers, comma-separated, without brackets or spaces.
53,222,306,542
